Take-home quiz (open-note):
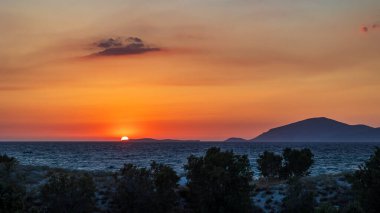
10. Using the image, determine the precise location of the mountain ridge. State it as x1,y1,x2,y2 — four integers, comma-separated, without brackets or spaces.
251,117,380,142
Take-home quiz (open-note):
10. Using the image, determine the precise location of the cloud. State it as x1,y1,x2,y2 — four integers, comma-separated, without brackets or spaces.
361,22,379,33
96,38,123,48
93,37,160,56
361,26,369,33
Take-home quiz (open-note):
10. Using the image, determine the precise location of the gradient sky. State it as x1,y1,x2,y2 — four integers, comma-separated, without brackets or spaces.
1,0,380,141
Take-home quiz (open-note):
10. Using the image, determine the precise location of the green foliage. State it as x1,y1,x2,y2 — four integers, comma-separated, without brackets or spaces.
184,147,254,213
315,203,338,213
40,172,96,213
350,147,380,213
257,151,283,179
0,154,18,174
282,180,315,213
281,148,314,178
112,161,179,213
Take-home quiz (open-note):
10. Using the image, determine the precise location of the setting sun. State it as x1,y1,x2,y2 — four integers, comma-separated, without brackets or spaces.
120,136,129,141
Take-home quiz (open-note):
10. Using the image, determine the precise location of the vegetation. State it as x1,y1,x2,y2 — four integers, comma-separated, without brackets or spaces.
257,151,283,179
185,147,254,213
340,202,365,213
0,154,25,213
0,181,25,213
40,172,96,213
0,154,18,174
2,146,378,213
314,203,338,213
281,148,314,178
282,180,315,213
350,147,380,213
257,148,314,180
112,161,179,213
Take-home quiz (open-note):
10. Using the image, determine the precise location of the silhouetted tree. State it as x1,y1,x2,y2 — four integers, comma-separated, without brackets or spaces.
0,154,18,174
281,148,314,178
350,147,380,213
112,162,179,213
184,147,254,213
314,203,338,213
340,202,365,213
0,181,25,213
150,161,180,212
40,172,96,213
0,155,25,213
257,151,283,179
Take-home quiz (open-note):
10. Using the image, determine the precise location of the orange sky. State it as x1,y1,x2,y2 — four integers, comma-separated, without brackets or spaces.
1,0,380,141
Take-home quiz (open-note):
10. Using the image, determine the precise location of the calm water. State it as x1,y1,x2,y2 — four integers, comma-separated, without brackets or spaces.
0,142,379,177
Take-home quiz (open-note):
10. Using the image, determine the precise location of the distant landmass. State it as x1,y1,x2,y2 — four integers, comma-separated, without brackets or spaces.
128,138,201,143
251,117,380,142
224,137,248,142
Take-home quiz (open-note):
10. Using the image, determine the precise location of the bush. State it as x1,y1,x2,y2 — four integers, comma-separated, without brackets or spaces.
185,147,254,213
257,151,283,179
350,147,380,213
0,181,25,213
0,155,25,213
340,202,365,213
314,203,338,213
281,148,314,178
40,172,96,213
282,180,315,213
150,161,180,211
0,154,18,174
112,162,179,213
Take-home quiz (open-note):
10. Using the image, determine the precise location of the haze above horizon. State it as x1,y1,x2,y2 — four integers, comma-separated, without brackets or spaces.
1,0,380,141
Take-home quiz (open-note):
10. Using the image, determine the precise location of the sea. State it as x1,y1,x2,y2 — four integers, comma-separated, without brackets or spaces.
1,142,379,177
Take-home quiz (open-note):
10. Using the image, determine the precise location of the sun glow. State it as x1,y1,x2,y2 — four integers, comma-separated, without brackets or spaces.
120,136,129,141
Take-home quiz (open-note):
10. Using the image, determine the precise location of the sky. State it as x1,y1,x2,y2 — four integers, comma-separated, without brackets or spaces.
1,0,380,141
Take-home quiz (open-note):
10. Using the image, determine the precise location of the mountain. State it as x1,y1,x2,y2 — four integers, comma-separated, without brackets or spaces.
251,117,380,142
225,137,248,142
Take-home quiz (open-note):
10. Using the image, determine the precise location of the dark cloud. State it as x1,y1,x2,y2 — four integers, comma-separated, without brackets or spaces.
97,38,123,48
360,22,379,33
93,37,160,56
361,26,369,33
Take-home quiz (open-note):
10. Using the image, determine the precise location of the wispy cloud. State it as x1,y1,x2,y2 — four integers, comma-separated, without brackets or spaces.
92,37,160,56
361,21,379,33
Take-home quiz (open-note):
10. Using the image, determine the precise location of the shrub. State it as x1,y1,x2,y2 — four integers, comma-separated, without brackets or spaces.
282,180,315,213
257,151,283,179
281,148,314,178
314,203,338,213
350,147,380,213
0,154,18,174
40,172,96,213
112,162,179,213
340,202,365,213
184,147,254,213
0,155,25,213
0,181,25,213
150,161,179,212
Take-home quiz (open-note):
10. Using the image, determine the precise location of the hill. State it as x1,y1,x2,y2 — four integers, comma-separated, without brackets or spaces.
251,117,380,142
224,137,248,142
